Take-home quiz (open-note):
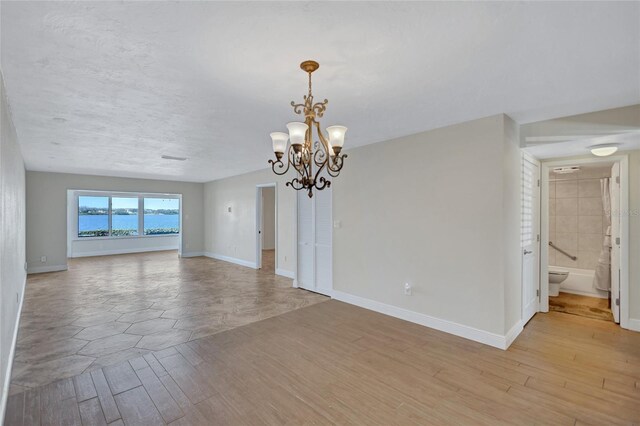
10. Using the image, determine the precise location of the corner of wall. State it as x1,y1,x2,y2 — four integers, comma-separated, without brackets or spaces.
502,114,523,335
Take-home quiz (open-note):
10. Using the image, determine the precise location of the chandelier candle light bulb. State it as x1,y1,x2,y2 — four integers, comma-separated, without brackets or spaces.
268,60,348,197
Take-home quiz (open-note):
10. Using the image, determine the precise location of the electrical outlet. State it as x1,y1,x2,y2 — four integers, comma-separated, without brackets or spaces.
404,283,412,296
40,256,47,263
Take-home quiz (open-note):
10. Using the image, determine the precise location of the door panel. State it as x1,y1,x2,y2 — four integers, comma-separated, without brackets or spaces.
314,185,332,294
297,191,314,291
296,181,332,296
522,156,540,324
611,163,620,323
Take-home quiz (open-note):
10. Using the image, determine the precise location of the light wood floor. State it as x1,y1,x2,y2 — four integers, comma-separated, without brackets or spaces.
9,251,326,393
549,291,614,322
6,300,640,425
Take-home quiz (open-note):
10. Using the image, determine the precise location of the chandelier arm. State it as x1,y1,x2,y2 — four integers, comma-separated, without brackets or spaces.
310,151,330,191
268,146,292,176
291,101,305,116
313,176,331,193
286,177,306,191
312,142,328,168
312,121,335,170
326,154,348,177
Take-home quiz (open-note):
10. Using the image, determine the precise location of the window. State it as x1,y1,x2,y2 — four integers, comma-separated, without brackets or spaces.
78,196,109,237
76,193,180,238
144,198,180,235
112,197,139,236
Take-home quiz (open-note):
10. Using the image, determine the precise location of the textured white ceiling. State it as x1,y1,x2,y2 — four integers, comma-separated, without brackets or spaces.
1,2,639,182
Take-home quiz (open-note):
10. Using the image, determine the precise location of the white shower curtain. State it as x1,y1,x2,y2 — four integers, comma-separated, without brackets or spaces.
593,177,611,291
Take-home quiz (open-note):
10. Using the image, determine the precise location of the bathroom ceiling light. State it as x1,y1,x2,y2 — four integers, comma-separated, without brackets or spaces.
590,144,619,157
553,166,580,174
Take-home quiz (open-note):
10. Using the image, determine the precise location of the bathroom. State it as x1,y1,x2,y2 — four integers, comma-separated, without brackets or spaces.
547,162,618,321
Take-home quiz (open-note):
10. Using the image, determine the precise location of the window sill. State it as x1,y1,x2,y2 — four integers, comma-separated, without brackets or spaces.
73,234,180,242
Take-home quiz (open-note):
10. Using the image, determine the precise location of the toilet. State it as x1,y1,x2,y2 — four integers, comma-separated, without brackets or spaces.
549,269,569,297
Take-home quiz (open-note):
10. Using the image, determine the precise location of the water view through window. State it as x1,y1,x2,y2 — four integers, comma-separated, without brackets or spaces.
112,197,139,236
78,194,179,237
78,196,109,237
144,198,180,235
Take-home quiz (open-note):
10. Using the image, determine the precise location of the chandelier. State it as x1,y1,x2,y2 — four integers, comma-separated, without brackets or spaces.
269,60,347,198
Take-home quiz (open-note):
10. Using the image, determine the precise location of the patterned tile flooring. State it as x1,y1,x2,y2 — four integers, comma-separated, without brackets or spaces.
9,250,326,393
6,302,640,425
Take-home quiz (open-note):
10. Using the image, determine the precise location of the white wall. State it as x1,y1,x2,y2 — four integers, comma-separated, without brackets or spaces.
622,150,640,326
69,236,180,258
262,187,276,250
204,169,295,275
332,115,521,345
201,115,523,347
0,73,26,422
26,172,204,272
502,116,523,336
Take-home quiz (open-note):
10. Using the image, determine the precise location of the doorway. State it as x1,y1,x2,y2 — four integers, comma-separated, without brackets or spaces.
255,184,277,274
527,155,630,328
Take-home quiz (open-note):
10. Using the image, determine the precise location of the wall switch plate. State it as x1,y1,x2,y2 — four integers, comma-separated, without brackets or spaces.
333,220,342,229
404,283,412,296
40,256,47,263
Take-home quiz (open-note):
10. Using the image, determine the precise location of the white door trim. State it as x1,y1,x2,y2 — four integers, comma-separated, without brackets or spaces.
521,151,541,324
255,183,277,272
539,155,630,329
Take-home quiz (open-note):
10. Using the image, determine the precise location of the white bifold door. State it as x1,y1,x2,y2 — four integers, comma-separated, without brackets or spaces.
297,184,332,296
521,155,540,324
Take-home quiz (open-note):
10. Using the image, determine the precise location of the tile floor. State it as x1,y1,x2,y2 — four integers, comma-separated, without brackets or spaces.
9,250,326,392
6,301,640,425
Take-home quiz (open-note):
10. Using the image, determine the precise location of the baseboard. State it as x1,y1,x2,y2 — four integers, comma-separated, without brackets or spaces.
504,320,524,348
275,268,295,279
180,251,204,258
71,246,178,258
1,277,25,423
625,318,640,332
332,290,515,350
204,252,257,269
27,264,67,274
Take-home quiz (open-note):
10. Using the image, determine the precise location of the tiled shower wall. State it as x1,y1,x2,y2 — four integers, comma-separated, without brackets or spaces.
549,166,611,270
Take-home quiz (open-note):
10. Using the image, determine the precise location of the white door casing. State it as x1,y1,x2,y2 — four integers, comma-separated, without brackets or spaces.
522,154,540,324
610,162,621,323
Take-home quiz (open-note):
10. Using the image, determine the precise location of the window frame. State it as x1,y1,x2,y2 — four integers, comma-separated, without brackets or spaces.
74,190,181,240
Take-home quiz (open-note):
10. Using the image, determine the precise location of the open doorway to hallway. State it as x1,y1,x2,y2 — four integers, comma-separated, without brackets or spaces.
256,184,276,274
